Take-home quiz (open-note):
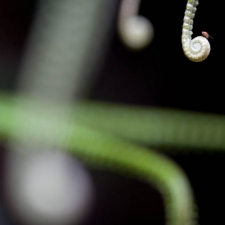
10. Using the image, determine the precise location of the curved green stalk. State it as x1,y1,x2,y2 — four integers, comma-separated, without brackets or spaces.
73,101,225,151
68,124,198,225
1,93,225,151
0,93,197,225
0,1,214,225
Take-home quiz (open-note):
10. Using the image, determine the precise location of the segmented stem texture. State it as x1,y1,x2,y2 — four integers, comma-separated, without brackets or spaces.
182,0,210,62
0,93,198,225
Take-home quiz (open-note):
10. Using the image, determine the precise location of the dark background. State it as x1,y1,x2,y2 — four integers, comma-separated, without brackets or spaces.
0,0,224,225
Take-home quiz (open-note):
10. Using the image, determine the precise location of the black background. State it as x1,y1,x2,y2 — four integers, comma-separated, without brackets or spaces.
0,0,224,225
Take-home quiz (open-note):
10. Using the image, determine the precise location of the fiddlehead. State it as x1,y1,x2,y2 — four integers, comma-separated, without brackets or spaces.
182,0,210,62
118,0,154,50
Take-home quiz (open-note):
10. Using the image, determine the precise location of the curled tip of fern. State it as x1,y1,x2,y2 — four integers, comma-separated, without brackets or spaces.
119,16,154,50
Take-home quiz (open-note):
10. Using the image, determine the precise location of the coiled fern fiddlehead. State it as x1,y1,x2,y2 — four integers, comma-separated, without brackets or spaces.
0,1,218,224
182,0,211,62
117,0,154,50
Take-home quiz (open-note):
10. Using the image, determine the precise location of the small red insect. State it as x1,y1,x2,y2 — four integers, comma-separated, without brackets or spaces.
202,31,213,39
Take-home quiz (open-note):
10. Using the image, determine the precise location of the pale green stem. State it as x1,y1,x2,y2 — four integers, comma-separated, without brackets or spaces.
0,93,197,225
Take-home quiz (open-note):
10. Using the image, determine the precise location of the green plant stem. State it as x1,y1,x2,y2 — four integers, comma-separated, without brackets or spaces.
0,92,197,225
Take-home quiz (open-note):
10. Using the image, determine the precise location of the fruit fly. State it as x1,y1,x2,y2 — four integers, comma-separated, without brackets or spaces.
202,31,213,39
